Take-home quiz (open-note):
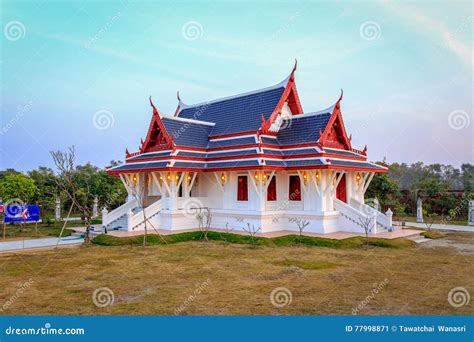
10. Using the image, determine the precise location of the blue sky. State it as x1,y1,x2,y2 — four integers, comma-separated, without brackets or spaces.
1,0,472,171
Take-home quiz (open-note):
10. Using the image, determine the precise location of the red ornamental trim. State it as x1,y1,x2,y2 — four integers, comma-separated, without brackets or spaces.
140,97,175,153
318,90,352,150
125,151,367,164
107,163,387,177
260,60,304,134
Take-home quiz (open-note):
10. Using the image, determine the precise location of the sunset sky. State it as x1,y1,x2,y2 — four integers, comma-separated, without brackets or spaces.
1,0,472,171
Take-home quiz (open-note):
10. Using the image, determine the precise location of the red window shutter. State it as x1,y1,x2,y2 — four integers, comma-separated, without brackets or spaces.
267,176,277,201
289,176,301,201
237,176,248,201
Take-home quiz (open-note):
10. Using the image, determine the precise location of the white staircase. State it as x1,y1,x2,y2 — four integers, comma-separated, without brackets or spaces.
349,199,393,231
103,199,164,232
334,198,393,234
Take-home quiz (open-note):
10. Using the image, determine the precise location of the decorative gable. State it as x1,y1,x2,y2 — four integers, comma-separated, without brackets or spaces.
140,97,175,153
260,60,303,134
318,91,352,150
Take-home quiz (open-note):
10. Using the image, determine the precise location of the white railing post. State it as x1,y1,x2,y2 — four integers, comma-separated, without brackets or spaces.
101,207,108,228
126,209,133,231
385,208,393,230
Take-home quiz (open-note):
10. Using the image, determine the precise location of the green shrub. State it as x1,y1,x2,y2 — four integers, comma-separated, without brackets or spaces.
421,231,444,239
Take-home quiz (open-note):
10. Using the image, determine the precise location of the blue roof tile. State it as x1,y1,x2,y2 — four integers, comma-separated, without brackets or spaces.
129,151,173,160
206,160,259,169
111,161,168,171
276,113,331,145
207,136,255,149
328,159,385,170
162,117,212,148
178,87,285,136
261,137,280,145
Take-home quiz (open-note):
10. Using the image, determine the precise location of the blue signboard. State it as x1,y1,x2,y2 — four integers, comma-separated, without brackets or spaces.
4,205,40,223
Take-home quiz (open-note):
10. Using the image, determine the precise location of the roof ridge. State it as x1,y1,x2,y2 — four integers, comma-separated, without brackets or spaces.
284,105,336,120
161,114,215,127
177,76,289,114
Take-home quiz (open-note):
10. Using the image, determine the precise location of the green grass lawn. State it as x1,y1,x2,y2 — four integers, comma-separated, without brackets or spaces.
400,216,468,226
0,231,472,315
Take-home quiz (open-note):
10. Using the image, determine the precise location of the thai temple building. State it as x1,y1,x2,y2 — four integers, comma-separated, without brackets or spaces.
104,63,393,234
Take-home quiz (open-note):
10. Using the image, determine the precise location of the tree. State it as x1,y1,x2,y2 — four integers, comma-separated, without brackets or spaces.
358,215,374,248
51,146,94,244
242,223,261,245
28,167,58,214
365,171,400,208
288,217,309,239
0,173,38,204
196,207,212,241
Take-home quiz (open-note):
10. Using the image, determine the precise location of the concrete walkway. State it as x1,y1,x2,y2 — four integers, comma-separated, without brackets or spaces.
396,221,473,232
0,236,84,252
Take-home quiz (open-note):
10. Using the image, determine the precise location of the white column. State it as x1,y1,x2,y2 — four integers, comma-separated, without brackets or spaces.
469,200,474,226
385,208,393,229
416,197,423,223
92,196,98,218
55,198,61,220
101,207,108,228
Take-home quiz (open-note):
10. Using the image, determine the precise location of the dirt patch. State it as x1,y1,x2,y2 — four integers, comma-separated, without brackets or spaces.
420,231,474,254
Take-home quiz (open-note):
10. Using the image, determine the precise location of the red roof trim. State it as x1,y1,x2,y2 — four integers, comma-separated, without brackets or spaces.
259,61,304,134
125,151,367,164
141,97,175,153
107,163,387,177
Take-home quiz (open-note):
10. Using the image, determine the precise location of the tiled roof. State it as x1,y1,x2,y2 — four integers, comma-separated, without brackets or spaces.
128,151,172,160
178,86,285,136
276,112,331,145
323,148,364,158
207,136,255,149
328,159,386,170
265,159,324,167
161,117,212,148
110,161,169,171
